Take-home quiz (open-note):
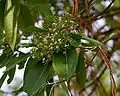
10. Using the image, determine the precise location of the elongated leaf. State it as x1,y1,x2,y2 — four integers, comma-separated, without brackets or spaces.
0,0,5,29
76,51,86,88
1,53,30,71
0,72,7,87
0,53,7,68
35,4,51,17
53,47,78,79
82,36,108,51
23,61,51,96
22,25,48,36
23,57,38,80
68,33,82,47
26,0,50,4
0,30,4,42
4,0,20,50
7,67,16,84
18,4,34,29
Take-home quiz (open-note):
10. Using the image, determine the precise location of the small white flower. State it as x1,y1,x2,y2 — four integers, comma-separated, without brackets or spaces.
62,24,64,27
53,28,56,31
58,39,61,42
43,38,47,42
50,46,53,50
39,36,42,38
44,45,48,48
59,17,62,21
54,41,57,44
39,43,43,46
56,45,59,49
65,44,69,47
43,58,45,61
70,21,74,23
40,52,43,56
52,23,57,26
51,38,54,42
55,32,58,35
59,41,62,44
50,43,53,45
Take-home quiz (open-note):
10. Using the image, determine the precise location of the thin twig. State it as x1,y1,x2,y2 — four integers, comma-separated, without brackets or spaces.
91,0,114,20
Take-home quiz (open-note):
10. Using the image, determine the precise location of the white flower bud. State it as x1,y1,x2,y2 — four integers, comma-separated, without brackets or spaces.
51,38,54,42
70,21,74,23
65,20,67,22
56,45,59,49
55,32,58,35
53,28,56,31
43,38,47,42
50,46,53,50
39,43,43,46
54,41,57,44
58,39,61,42
50,43,53,46
40,52,43,56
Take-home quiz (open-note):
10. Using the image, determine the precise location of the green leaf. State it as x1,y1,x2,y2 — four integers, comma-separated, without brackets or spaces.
0,30,4,42
7,66,16,84
68,33,82,47
4,0,20,50
18,4,34,29
26,0,50,4
35,4,51,17
0,53,7,68
0,0,5,29
23,61,51,96
76,51,86,88
1,53,30,72
53,47,78,79
22,25,48,36
82,36,108,51
0,72,7,87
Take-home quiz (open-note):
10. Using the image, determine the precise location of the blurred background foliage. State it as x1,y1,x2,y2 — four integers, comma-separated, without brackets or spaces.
0,0,120,96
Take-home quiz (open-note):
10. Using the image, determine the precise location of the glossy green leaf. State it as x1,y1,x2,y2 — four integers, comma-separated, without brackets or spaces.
53,47,78,79
35,4,51,17
0,53,7,68
7,66,16,84
76,51,86,88
0,72,7,87
18,4,34,29
4,0,20,50
0,0,5,29
1,53,30,72
24,57,38,76
0,30,4,42
22,26,48,36
68,33,82,47
82,36,108,51
26,0,50,4
23,61,51,96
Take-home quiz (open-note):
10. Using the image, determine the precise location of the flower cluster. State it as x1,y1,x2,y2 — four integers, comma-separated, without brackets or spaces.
32,14,77,63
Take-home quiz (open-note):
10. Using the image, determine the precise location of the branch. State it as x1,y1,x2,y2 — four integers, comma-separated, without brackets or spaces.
91,0,114,20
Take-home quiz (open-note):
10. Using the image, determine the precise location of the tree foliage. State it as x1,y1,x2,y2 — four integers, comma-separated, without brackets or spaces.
0,0,120,96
